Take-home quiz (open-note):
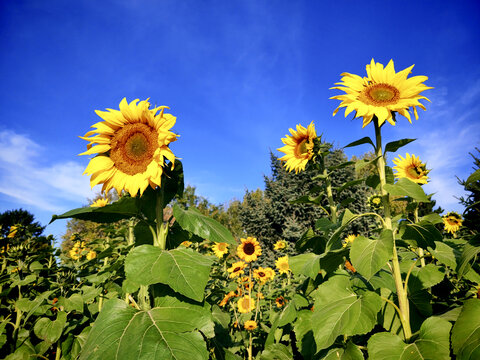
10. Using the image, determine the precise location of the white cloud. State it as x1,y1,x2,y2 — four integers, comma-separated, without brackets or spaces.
0,130,97,213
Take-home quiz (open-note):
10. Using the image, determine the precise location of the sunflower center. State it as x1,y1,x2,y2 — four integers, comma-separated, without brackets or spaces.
258,272,265,277
295,138,310,157
218,243,227,251
233,267,241,273
110,123,159,176
365,83,400,105
241,298,252,308
447,217,459,225
243,243,255,255
279,262,289,270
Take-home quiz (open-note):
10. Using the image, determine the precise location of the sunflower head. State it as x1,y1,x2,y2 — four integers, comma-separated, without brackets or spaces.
275,256,290,274
219,291,237,307
342,234,357,248
90,198,109,207
86,250,97,260
330,59,432,128
392,153,429,184
244,320,258,331
368,194,383,209
253,267,269,284
237,237,262,262
275,296,286,308
277,122,317,174
227,261,247,279
80,98,178,197
273,240,287,251
443,212,463,234
212,242,229,258
237,295,255,313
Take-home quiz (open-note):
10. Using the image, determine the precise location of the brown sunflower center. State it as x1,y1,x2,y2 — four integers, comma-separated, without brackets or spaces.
110,123,159,176
365,83,400,105
233,267,241,273
258,271,265,278
295,138,310,157
447,217,459,225
243,242,255,255
218,243,227,251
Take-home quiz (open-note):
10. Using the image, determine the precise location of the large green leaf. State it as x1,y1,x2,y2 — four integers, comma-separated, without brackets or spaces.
368,317,452,360
384,138,416,153
289,253,320,279
401,221,442,249
428,241,456,268
408,264,445,289
125,245,213,302
309,275,381,351
260,344,293,360
384,178,429,202
34,311,67,344
80,297,211,360
322,341,364,360
457,235,480,277
466,168,480,187
344,136,375,149
350,230,393,280
451,299,480,359
173,204,236,245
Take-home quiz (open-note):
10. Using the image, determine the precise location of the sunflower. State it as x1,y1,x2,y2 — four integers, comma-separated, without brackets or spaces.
212,242,229,258
237,237,262,262
80,98,178,197
273,240,287,251
277,122,316,174
219,291,237,307
86,251,97,260
180,241,192,247
368,194,383,209
275,296,286,308
90,198,109,207
237,295,255,313
392,153,429,184
331,59,432,127
342,234,357,248
263,267,276,281
253,267,269,284
443,212,463,234
244,320,258,331
7,225,19,238
227,261,247,279
275,256,290,274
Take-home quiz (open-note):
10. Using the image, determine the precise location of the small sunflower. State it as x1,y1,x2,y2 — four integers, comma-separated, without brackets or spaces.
331,59,432,128
275,256,290,274
212,242,229,258
227,261,247,279
237,295,255,313
8,225,19,238
253,267,269,284
273,240,287,251
86,251,97,260
237,237,262,263
90,198,109,207
342,234,357,248
244,320,258,331
80,98,178,197
443,212,463,234
368,194,383,209
392,153,429,184
263,267,276,281
277,122,316,174
275,296,286,308
180,241,192,247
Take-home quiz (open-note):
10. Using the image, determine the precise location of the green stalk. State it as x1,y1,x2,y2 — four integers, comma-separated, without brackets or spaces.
126,220,135,305
374,119,412,339
12,285,23,352
55,342,62,360
321,154,337,223
155,187,167,250
413,205,426,267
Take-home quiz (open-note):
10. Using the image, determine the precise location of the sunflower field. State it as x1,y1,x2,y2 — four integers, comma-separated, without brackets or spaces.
1,59,480,360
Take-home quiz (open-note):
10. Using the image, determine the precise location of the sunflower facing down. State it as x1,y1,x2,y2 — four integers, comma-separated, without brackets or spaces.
443,212,463,234
392,153,429,184
80,98,178,197
342,234,357,248
212,242,229,258
330,59,432,128
237,295,255,313
237,237,262,262
277,122,316,174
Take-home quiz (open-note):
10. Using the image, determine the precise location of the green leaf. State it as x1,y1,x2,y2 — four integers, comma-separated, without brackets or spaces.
295,228,326,253
466,168,480,187
350,230,394,280
419,213,443,224
290,253,320,279
34,311,67,344
428,241,457,269
384,178,429,202
309,275,382,351
368,317,452,360
384,138,416,153
451,299,480,359
260,344,293,360
58,294,84,313
328,161,355,171
322,341,364,360
326,209,366,250
458,235,480,277
265,301,298,346
355,157,380,173
336,179,364,194
80,298,211,360
173,204,236,245
344,136,375,149
402,221,442,249
366,174,380,189
125,245,213,302
408,264,446,289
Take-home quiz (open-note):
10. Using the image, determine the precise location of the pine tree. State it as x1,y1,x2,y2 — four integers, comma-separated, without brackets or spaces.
459,147,480,233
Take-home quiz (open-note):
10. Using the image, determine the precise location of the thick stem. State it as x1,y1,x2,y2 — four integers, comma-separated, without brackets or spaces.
374,119,411,340
413,206,426,267
155,188,167,250
55,341,62,360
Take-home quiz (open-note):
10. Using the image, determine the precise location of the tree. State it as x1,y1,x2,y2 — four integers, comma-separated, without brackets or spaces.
458,147,480,233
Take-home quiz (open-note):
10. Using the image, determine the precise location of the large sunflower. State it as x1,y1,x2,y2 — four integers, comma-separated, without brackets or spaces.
392,153,429,184
80,98,178,197
331,59,432,127
443,212,463,234
277,122,316,174
237,237,262,262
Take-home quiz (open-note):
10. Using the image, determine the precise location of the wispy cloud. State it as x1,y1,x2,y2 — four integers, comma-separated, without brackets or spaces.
0,130,97,213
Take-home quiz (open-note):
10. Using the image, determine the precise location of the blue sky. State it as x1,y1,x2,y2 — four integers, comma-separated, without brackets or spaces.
1,0,479,241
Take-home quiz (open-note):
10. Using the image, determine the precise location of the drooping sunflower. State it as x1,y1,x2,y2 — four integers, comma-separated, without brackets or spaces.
273,240,287,251
330,59,432,128
80,98,178,197
392,153,429,184
342,234,357,248
90,198,109,207
275,256,290,274
443,212,463,234
237,237,262,262
237,295,255,313
277,122,316,174
227,261,247,279
212,242,229,258
244,320,258,331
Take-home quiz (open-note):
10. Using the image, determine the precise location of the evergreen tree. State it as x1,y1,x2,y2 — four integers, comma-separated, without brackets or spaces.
458,147,480,233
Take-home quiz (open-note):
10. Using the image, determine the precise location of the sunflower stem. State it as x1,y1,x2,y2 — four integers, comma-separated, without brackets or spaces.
374,118,412,340
321,154,337,223
155,187,167,250
413,205,426,267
